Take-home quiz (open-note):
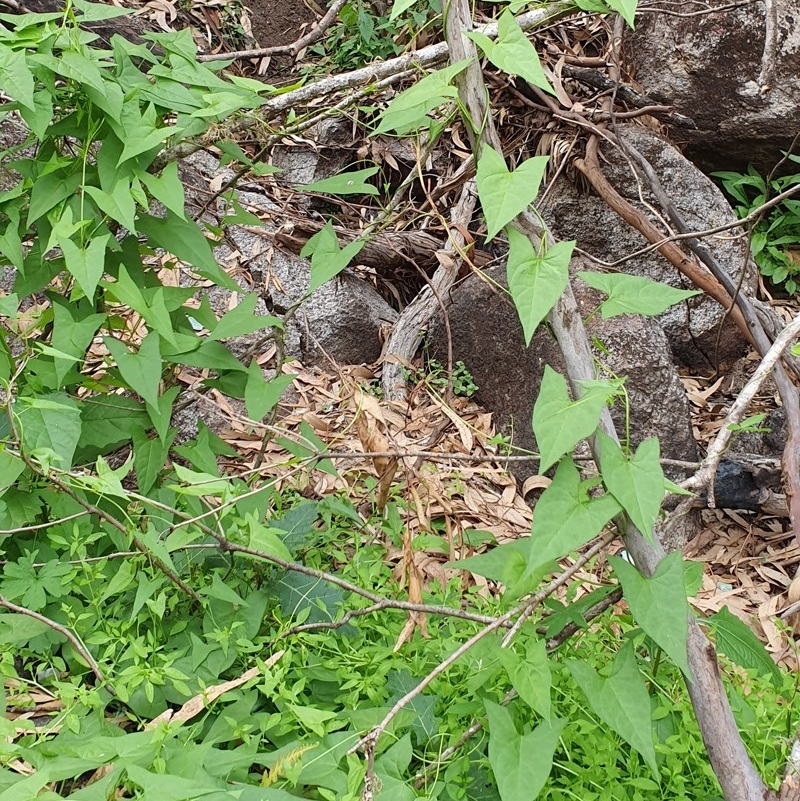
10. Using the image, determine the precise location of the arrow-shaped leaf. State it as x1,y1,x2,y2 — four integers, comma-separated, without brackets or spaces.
476,146,548,241
610,551,690,676
507,228,572,345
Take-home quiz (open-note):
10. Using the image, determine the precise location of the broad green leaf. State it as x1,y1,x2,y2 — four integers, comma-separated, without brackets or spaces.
0,42,34,110
531,366,618,472
247,521,293,562
50,299,104,387
171,463,231,496
104,266,176,345
0,449,25,496
296,167,380,197
300,221,366,294
209,293,283,341
610,551,690,675
192,89,263,119
136,212,239,291
448,540,528,584
76,455,133,497
146,385,180,443
73,0,134,20
506,228,572,344
76,394,148,459
19,89,54,139
578,271,701,318
137,161,186,219
84,184,137,232
276,571,346,625
709,607,782,685
476,147,548,241
567,642,658,775
527,457,620,575
169,340,247,373
245,363,294,421
606,0,638,28
57,50,107,94
0,204,23,270
61,233,111,300
597,432,663,539
485,700,565,801
375,59,471,134
390,0,418,20
27,171,81,225
132,430,173,495
498,638,552,721
286,703,337,737
467,11,554,94
16,392,82,469
104,332,162,408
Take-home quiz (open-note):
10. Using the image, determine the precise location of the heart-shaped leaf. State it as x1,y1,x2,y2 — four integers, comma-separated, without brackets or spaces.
476,146,548,240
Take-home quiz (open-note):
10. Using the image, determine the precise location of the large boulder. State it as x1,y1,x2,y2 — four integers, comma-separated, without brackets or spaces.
539,127,755,369
624,0,800,172
428,264,699,486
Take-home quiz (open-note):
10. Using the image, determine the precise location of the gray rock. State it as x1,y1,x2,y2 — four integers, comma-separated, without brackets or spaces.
539,127,754,368
624,0,800,172
428,264,699,485
180,156,398,369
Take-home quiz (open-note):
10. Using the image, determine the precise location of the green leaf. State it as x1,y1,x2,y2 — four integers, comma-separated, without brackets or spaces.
84,184,137,233
375,59,471,134
27,171,81,225
104,332,162,408
169,340,247,373
209,293,283,340
146,385,180,443
578,272,700,318
709,607,782,686
247,520,293,562
527,457,620,575
567,642,657,775
0,204,23,270
136,212,239,291
467,11,554,94
171,463,231,496
104,266,176,346
597,432,663,539
506,228,572,344
61,233,111,300
531,367,619,472
0,449,25,496
16,392,82,469
300,221,366,294
448,540,528,584
605,0,638,28
498,639,552,721
76,394,148,459
132,430,173,494
73,0,134,20
296,167,380,197
0,42,34,110
245,363,294,421
485,700,565,801
476,147,548,241
19,89,54,139
137,161,186,219
50,298,104,387
610,551,690,675
389,0,418,20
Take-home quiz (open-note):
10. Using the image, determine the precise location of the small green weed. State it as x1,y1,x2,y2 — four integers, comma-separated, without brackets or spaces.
307,0,441,72
714,160,800,293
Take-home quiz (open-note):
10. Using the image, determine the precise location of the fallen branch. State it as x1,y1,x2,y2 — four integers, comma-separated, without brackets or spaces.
0,596,111,692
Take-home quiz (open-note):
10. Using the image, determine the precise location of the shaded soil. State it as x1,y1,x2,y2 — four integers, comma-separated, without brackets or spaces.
247,0,317,51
